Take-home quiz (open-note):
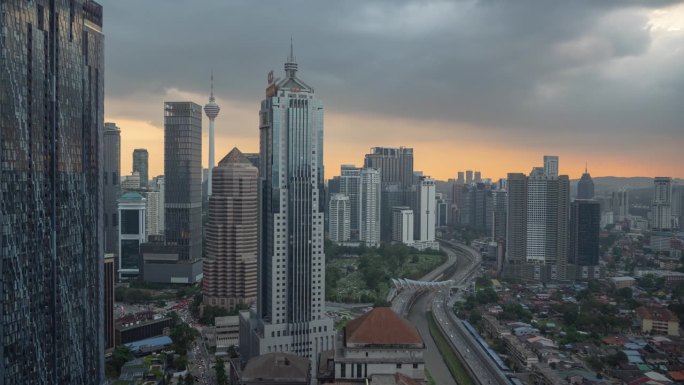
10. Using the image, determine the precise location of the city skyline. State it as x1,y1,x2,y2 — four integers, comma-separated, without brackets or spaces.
104,1,684,181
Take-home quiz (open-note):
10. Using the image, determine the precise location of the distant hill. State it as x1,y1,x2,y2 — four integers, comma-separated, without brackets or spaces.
570,176,684,194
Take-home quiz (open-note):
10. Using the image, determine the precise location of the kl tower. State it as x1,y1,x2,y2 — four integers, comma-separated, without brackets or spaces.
204,73,220,196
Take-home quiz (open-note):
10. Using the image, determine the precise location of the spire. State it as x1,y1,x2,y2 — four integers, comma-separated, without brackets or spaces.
284,37,298,77
585,161,587,174
209,69,215,102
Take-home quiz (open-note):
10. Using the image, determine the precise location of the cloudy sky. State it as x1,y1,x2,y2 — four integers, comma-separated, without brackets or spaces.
103,0,684,180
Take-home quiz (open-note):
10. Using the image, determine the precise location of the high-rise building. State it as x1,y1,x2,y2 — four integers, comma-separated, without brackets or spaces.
466,170,473,184
457,171,465,185
104,254,116,350
339,165,361,239
145,190,162,236
1,1,105,381
651,177,672,231
360,168,382,247
121,171,141,190
152,176,166,234
569,200,600,267
504,157,569,281
164,102,203,261
204,74,221,196
418,177,436,243
392,207,414,246
118,192,147,279
364,147,414,189
241,47,334,367
204,148,258,311
492,190,507,241
133,148,149,188
329,194,351,244
435,193,450,227
474,171,482,183
612,190,629,221
104,123,121,255
576,165,595,199
543,155,559,177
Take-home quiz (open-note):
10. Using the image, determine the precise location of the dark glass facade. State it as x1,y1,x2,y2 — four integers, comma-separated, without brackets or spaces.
164,102,203,262
0,1,104,383
133,148,149,187
104,123,121,254
570,200,601,266
121,209,141,235
121,239,141,271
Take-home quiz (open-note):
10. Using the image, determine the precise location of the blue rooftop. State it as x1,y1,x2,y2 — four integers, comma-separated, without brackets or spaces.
125,335,173,353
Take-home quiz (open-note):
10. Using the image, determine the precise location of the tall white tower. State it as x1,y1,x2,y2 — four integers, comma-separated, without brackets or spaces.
204,73,221,195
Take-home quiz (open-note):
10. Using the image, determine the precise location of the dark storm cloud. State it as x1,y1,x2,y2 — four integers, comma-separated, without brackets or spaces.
102,0,684,144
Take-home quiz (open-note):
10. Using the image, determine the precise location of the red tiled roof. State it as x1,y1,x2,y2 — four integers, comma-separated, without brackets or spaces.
602,336,627,346
636,306,679,323
345,307,423,346
669,371,684,381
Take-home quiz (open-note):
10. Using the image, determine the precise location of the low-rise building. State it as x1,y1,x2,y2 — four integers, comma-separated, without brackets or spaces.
636,306,680,336
331,307,425,383
232,352,310,385
503,334,539,370
215,315,240,352
610,276,636,289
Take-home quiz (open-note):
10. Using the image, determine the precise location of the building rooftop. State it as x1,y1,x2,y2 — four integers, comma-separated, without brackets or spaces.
218,147,253,166
636,306,679,323
119,191,144,200
344,307,422,347
124,335,173,354
241,353,309,382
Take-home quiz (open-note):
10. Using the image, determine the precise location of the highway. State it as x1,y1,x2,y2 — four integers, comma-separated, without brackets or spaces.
434,241,511,385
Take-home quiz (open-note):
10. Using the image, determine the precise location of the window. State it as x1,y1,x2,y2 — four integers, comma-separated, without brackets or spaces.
396,364,402,369
413,363,418,369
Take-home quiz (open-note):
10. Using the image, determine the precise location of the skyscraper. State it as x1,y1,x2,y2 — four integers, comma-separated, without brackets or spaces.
164,102,203,261
104,122,121,254
418,177,437,244
392,207,415,246
612,190,629,221
569,200,600,267
329,194,351,244
505,173,528,266
0,1,104,382
651,177,672,231
457,171,465,185
543,155,559,177
474,171,482,183
133,148,149,188
364,147,414,189
339,165,361,240
577,165,595,199
241,46,334,367
104,255,116,350
118,192,147,279
360,168,382,247
466,170,473,184
204,148,258,311
204,74,221,196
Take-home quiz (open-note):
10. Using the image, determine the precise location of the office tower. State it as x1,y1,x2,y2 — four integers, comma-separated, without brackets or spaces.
393,207,415,246
492,190,507,241
243,153,261,171
204,74,221,196
0,1,105,382
418,177,436,243
204,148,258,310
612,190,629,221
435,193,449,227
457,171,465,185
132,148,149,188
474,171,482,183
651,177,672,231
104,255,116,350
152,176,166,234
569,200,600,267
364,147,414,188
543,155,559,177
121,171,141,190
339,165,362,239
164,102,203,261
145,190,162,235
329,194,351,244
104,122,122,254
576,165,595,199
241,46,334,365
118,192,147,279
360,168,382,247
466,170,473,184
505,173,528,265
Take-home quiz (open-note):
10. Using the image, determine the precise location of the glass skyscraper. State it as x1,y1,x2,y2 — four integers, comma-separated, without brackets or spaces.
0,1,104,383
241,46,334,370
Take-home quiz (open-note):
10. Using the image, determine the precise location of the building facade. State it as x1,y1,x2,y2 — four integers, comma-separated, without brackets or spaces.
651,177,672,231
132,148,149,188
118,192,147,279
203,148,258,311
0,1,105,382
360,168,381,247
241,48,334,367
104,122,121,254
329,194,351,244
576,166,594,199
392,207,414,246
164,102,203,262
339,165,361,240
105,255,116,350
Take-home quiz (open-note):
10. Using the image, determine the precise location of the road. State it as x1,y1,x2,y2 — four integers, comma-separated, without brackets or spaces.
434,241,511,385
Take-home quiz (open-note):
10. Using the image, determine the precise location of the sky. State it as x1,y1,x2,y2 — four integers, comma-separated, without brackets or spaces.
102,0,684,181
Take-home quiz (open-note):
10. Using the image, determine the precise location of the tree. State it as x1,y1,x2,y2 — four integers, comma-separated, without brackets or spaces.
110,345,133,376
184,373,194,385
604,351,628,367
170,322,197,355
469,310,482,325
616,287,633,300
174,355,188,371
214,358,228,385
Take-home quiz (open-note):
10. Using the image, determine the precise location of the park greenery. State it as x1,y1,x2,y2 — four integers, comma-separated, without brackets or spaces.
325,242,446,303
426,311,475,385
214,358,229,385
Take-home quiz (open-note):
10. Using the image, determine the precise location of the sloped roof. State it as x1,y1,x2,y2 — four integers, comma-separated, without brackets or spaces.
242,353,309,382
344,307,422,346
218,147,253,166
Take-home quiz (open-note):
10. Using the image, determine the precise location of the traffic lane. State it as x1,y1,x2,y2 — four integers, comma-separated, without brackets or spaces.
408,292,457,385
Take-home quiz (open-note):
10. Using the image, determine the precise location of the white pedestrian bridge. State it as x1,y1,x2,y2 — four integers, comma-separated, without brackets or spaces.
391,278,456,292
